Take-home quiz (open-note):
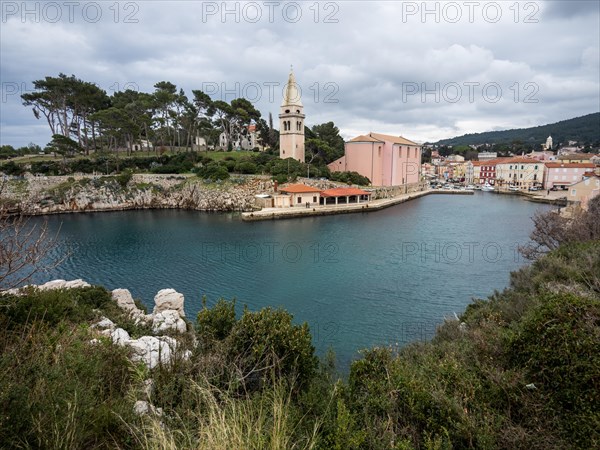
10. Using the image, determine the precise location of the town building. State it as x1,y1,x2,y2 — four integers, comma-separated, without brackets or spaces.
557,153,595,163
568,174,600,210
320,187,371,205
218,124,263,151
478,158,507,186
275,184,321,207
279,69,305,162
526,151,555,161
328,132,422,187
496,158,544,190
544,135,553,150
466,161,483,184
478,151,497,161
543,162,597,190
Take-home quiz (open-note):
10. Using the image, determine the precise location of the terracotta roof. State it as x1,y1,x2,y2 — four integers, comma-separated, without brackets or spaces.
279,184,322,193
476,158,510,166
496,157,543,165
348,132,419,146
544,162,596,169
321,187,371,197
369,132,419,146
348,135,382,143
557,153,594,160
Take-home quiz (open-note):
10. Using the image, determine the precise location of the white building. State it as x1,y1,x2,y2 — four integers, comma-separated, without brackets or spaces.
544,135,553,150
478,151,497,161
218,124,263,151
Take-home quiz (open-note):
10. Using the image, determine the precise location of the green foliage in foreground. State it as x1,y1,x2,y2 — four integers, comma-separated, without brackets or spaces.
1,242,598,449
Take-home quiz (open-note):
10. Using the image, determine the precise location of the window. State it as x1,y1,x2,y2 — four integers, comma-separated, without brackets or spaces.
521,165,524,170
313,196,317,202
509,165,513,170
571,189,576,196
297,197,302,204
520,174,523,178
535,165,538,170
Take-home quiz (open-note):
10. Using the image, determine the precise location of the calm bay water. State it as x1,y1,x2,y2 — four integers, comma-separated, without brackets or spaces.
33,193,551,367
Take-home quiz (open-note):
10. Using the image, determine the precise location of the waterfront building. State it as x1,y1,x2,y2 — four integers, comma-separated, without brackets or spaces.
466,161,483,184
276,184,321,207
478,158,507,186
496,158,544,190
526,151,555,161
568,174,600,209
543,162,597,190
320,187,371,205
279,69,305,162
328,132,422,187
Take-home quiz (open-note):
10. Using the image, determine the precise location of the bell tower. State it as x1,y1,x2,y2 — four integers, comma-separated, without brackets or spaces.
279,67,305,162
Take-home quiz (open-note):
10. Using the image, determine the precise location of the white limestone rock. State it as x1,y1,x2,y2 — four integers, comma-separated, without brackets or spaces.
64,279,91,289
112,288,140,313
111,328,131,346
153,289,185,317
92,317,116,330
128,335,177,369
134,400,163,417
38,279,67,290
152,310,187,334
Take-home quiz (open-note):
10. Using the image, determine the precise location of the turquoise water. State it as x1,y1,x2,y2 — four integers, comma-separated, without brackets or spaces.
33,193,551,367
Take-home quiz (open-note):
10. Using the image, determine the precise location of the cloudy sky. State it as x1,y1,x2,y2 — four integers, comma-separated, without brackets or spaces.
1,0,599,147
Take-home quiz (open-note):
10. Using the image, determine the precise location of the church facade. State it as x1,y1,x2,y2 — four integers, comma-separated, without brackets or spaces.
279,69,305,162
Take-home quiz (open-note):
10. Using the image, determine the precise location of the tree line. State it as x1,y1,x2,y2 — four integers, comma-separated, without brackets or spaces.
19,74,348,166
20,73,277,157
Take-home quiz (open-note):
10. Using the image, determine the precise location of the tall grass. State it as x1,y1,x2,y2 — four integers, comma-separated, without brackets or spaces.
134,378,320,450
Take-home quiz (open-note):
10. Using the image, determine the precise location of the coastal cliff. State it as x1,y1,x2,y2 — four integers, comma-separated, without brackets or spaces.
2,174,271,214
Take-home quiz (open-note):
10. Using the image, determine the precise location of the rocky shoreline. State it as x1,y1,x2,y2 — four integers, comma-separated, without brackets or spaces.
2,173,351,216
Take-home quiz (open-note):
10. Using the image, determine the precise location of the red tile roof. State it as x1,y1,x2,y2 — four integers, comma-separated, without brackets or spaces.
321,187,371,197
279,184,322,193
544,162,596,169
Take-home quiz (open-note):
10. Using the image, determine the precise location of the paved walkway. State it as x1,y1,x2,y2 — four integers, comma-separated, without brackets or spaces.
241,189,472,221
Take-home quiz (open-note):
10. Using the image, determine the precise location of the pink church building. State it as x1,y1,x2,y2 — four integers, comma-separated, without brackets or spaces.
328,132,422,186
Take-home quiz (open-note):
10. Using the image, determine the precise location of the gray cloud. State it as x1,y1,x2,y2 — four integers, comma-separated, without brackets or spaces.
1,0,598,147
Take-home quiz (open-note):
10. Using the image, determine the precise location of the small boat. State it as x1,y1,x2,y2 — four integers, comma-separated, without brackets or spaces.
481,183,495,192
508,186,520,192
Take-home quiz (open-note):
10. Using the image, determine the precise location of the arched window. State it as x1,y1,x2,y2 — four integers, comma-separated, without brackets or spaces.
288,121,291,131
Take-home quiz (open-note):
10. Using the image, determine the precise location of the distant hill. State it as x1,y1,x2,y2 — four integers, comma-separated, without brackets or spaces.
435,112,600,146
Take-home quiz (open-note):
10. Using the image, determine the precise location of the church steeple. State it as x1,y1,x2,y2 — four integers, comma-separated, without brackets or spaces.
281,68,303,108
279,67,305,162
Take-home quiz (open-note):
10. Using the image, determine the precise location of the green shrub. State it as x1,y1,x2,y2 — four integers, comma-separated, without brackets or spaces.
197,297,237,341
0,320,136,448
0,286,112,327
226,307,318,391
510,292,600,446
